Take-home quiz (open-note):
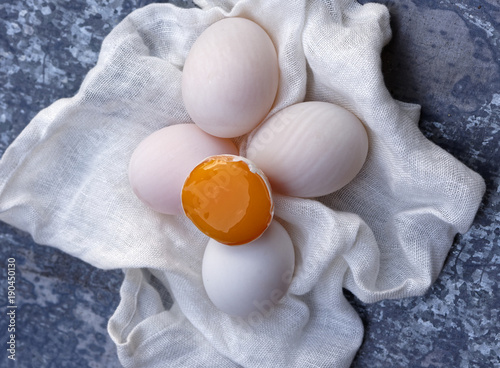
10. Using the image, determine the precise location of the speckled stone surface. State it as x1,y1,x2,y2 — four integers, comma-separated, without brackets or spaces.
0,0,498,367
352,1,500,367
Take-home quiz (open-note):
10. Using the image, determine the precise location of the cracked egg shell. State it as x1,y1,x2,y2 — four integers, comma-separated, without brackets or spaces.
181,154,273,246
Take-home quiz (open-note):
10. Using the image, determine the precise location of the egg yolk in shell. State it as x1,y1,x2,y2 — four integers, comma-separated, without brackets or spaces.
181,155,274,245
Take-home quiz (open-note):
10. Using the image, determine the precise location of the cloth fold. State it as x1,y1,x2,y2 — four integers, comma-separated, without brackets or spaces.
0,0,485,367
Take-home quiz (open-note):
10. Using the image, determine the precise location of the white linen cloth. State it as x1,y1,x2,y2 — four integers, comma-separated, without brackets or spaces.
0,0,486,366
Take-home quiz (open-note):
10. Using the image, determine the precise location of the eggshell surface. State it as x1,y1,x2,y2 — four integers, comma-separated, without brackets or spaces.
246,101,369,198
182,17,279,138
128,124,238,215
202,220,295,317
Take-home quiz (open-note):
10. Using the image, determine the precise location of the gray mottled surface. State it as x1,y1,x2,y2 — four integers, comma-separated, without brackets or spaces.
353,1,500,367
0,0,499,367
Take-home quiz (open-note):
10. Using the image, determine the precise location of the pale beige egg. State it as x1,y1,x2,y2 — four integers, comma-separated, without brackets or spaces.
182,17,279,138
128,124,238,215
246,101,369,198
202,220,295,317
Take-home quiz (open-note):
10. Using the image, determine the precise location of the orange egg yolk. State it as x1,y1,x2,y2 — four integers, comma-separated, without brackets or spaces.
181,155,273,245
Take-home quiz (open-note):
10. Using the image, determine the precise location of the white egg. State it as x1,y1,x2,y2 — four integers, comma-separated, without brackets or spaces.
246,101,369,198
202,220,295,317
182,17,279,138
128,124,238,215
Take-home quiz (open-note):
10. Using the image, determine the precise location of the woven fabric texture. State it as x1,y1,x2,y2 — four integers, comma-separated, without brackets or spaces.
0,0,485,367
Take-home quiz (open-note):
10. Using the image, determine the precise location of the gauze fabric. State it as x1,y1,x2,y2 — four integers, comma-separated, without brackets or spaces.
0,0,486,367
